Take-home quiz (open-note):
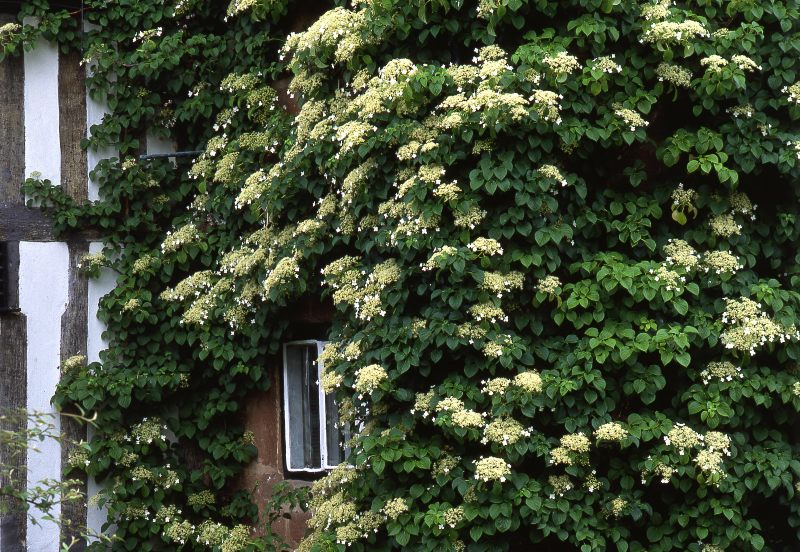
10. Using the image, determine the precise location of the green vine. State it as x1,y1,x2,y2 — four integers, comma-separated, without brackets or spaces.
5,0,800,551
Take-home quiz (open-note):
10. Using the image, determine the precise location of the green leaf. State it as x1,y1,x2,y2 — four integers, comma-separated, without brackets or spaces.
672,210,687,225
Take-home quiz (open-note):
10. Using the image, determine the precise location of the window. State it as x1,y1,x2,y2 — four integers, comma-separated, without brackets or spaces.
282,340,350,473
0,241,18,313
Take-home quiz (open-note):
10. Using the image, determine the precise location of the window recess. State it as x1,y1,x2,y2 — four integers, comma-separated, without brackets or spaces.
282,340,350,473
0,241,19,313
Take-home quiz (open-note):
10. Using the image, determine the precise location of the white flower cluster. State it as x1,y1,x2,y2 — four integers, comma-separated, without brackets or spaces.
421,246,458,271
640,0,671,21
700,55,728,72
663,238,699,270
663,422,701,454
592,55,622,74
61,355,86,374
542,52,581,75
642,461,675,484
467,237,504,256
537,275,562,295
263,255,301,297
162,223,200,254
720,297,798,354
594,422,628,442
128,417,169,445
614,105,649,131
656,63,692,87
538,164,569,187
382,497,408,519
607,497,629,518
323,258,401,321
353,364,388,395
481,377,511,396
481,271,524,298
663,425,730,484
482,334,513,358
642,20,709,44
513,371,543,393
548,475,573,498
649,265,685,291
321,370,344,393
337,121,378,153
700,361,743,384
474,456,511,482
469,302,508,323
476,0,498,19
787,140,800,161
133,27,163,42
482,417,530,445
281,7,367,65
451,409,486,428
701,250,742,275
709,213,742,238
0,22,21,36
731,55,761,72
729,192,756,217
727,104,754,119
442,506,464,529
550,433,591,466
435,397,465,412
781,82,800,105
704,431,731,455
694,449,726,480
529,90,563,123
671,183,697,208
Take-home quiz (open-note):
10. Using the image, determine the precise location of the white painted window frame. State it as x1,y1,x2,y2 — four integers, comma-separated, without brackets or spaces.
282,339,342,473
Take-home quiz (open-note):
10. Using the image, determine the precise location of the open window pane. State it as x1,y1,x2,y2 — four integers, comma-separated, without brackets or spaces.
283,340,350,472
323,393,351,467
284,343,321,471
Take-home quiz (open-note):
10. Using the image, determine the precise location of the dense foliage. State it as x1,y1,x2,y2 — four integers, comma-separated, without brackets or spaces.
4,0,800,551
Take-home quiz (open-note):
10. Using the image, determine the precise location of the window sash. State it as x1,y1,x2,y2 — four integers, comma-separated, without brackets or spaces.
282,340,348,473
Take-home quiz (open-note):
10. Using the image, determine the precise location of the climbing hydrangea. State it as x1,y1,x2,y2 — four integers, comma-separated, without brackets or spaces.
700,361,743,384
720,298,798,354
474,456,511,482
21,0,800,550
594,422,628,442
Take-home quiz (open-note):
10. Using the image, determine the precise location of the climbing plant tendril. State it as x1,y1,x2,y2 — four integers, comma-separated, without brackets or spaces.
4,0,800,551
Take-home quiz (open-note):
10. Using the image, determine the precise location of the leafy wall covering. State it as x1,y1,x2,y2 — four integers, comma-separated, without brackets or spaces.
4,0,800,550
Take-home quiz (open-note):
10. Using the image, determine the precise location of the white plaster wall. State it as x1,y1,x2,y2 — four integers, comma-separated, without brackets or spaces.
85,242,117,538
23,20,61,185
84,21,115,201
19,242,69,552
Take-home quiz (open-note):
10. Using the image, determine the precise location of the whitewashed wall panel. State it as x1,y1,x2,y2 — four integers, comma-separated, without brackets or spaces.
19,242,69,552
23,23,61,186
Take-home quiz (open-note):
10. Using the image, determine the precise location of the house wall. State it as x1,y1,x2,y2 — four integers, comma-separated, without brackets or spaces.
0,12,112,552
239,297,335,547
0,8,329,551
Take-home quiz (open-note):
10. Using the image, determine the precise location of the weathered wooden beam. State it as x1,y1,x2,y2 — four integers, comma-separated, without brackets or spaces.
0,13,25,204
0,203,101,241
0,203,53,240
0,310,27,552
0,32,28,534
60,241,88,550
59,47,88,203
